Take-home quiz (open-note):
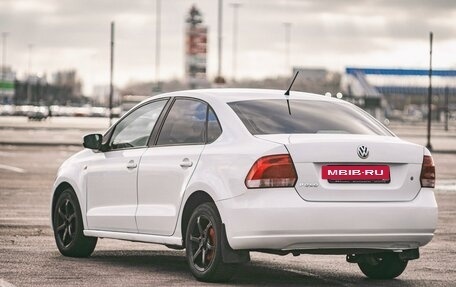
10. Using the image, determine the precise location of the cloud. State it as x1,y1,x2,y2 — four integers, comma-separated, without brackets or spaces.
1,0,455,94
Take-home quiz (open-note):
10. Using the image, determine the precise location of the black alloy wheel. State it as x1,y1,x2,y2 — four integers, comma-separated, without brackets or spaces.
185,202,238,282
188,214,216,272
53,188,97,257
55,197,77,248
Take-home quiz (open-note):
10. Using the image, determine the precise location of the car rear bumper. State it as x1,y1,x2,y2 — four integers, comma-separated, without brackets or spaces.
217,188,438,251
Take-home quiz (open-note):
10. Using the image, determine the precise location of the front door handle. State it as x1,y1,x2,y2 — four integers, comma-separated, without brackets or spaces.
126,160,137,170
180,158,193,168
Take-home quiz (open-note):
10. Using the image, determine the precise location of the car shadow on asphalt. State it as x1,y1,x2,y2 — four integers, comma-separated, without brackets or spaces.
59,250,419,287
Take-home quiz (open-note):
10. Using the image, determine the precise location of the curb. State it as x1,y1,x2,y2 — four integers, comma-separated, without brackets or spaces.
431,150,456,155
0,142,81,147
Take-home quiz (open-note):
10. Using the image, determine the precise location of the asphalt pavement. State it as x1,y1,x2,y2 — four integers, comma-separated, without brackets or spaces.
0,117,456,286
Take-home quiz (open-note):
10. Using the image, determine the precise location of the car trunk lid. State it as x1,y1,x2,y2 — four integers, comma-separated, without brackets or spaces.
255,134,424,202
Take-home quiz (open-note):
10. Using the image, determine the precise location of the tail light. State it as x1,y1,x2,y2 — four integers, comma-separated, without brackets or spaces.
245,154,297,188
420,155,435,188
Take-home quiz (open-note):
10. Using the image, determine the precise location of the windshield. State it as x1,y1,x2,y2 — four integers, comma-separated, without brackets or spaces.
229,99,392,136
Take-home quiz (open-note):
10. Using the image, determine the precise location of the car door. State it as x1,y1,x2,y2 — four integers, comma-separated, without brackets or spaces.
86,99,168,233
136,98,209,235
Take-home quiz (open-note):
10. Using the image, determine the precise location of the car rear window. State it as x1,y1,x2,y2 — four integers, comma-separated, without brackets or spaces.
228,99,392,136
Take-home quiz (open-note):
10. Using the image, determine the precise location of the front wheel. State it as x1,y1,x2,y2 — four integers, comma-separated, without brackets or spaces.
185,202,238,282
358,252,408,279
52,188,97,257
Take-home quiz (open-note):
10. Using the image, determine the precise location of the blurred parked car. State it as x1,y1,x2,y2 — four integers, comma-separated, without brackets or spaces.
27,106,49,121
0,105,14,116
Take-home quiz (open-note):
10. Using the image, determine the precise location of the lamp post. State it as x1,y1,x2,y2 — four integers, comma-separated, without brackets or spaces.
27,44,34,104
444,86,449,132
230,3,241,82
27,44,34,76
109,22,115,126
214,0,225,85
154,0,161,92
1,32,8,102
426,32,433,151
283,22,292,75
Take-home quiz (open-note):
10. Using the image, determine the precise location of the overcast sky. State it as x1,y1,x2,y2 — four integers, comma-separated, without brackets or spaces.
1,0,456,94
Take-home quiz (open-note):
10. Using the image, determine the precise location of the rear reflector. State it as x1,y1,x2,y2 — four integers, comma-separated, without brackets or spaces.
420,155,435,188
245,154,297,188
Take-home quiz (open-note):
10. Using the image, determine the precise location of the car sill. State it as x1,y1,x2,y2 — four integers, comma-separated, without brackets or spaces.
84,230,182,246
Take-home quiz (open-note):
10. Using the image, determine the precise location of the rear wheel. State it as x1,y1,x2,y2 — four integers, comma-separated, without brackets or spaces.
53,188,97,257
358,252,408,279
185,202,238,282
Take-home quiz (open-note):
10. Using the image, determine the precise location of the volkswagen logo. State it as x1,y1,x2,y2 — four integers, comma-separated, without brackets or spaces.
357,145,369,159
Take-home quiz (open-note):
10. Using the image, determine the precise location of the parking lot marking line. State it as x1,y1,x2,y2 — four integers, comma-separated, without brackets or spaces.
0,218,49,223
0,278,17,287
0,164,26,173
282,267,355,287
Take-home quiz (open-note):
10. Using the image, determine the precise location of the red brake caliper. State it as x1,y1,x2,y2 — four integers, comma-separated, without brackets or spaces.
206,226,216,262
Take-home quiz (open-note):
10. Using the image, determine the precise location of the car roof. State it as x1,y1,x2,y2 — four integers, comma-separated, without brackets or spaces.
148,88,344,104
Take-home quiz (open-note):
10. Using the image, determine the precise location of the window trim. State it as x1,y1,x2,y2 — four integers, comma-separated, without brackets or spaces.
150,96,223,147
205,105,223,144
228,99,391,136
101,97,171,152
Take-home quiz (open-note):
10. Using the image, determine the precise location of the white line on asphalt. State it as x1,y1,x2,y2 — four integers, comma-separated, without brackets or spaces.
435,180,456,192
0,217,48,221
0,164,26,173
0,278,18,287
283,267,355,287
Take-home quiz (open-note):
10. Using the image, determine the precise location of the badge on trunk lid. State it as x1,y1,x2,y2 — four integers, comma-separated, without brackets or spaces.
357,145,369,159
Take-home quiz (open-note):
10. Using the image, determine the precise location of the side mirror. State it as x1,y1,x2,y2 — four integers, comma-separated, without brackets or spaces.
83,134,102,150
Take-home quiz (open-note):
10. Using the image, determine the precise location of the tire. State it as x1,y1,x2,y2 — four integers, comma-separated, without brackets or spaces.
52,188,97,257
358,252,408,279
185,202,238,282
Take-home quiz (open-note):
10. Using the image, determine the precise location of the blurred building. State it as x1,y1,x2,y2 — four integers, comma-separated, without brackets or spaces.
185,5,210,89
292,67,328,82
52,70,83,99
13,70,86,106
14,75,87,106
289,67,341,95
0,66,15,104
91,85,120,107
341,67,456,120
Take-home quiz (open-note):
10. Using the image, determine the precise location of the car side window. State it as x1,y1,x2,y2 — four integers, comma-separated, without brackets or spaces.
157,99,207,145
109,100,167,150
207,107,222,143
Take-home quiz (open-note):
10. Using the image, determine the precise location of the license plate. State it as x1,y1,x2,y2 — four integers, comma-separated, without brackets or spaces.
322,165,390,183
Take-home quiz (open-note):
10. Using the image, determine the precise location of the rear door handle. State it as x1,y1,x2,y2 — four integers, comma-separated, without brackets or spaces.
180,158,193,168
127,160,137,169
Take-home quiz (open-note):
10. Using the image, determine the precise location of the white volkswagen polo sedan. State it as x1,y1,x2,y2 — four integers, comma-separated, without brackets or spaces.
51,89,437,282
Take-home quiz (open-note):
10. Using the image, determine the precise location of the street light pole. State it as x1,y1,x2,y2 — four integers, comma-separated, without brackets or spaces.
27,44,34,104
214,0,225,84
217,0,223,78
230,3,241,82
444,86,449,132
155,0,161,92
1,32,8,102
1,33,6,71
27,44,34,76
426,32,433,150
109,22,115,127
283,22,291,76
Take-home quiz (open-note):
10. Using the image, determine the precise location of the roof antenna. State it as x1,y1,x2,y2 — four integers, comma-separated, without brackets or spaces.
285,70,299,96
284,71,299,115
